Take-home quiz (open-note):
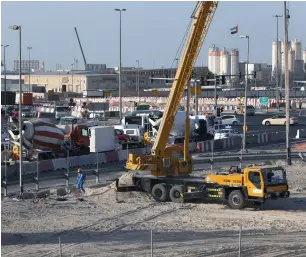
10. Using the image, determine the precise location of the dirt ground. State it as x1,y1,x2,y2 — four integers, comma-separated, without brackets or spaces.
1,160,306,257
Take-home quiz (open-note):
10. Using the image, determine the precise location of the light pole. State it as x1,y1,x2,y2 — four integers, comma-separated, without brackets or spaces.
273,15,283,110
9,24,23,195
284,2,291,165
1,45,9,108
240,34,249,152
115,8,126,120
27,46,32,92
71,63,74,92
136,60,140,99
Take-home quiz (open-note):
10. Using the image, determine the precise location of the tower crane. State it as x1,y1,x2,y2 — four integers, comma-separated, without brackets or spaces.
126,1,218,176
74,27,87,68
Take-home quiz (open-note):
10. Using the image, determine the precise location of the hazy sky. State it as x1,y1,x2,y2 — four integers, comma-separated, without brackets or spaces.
1,1,306,71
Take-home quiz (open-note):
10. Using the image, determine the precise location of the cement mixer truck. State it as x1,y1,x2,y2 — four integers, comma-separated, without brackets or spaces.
9,118,90,160
148,111,215,144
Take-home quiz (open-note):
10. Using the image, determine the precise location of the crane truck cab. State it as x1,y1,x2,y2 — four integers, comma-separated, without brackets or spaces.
205,165,289,209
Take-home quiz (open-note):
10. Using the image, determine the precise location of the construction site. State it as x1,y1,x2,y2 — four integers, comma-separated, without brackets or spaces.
1,159,306,256
1,1,306,256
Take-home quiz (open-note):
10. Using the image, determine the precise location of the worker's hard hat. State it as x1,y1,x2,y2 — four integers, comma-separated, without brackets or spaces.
77,168,82,173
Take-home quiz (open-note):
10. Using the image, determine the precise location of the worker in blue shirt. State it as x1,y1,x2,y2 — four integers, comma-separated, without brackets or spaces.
76,168,86,193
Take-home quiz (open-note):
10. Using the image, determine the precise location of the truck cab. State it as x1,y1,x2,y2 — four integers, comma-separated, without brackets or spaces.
205,165,289,209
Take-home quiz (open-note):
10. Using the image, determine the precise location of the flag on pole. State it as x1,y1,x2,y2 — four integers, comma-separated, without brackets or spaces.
230,25,238,35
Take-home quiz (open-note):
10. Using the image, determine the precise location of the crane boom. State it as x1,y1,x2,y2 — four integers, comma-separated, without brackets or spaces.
152,1,218,156
74,27,87,66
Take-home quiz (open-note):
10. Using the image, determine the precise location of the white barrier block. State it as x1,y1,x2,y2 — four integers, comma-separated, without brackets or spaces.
98,153,106,164
296,129,306,139
52,158,67,170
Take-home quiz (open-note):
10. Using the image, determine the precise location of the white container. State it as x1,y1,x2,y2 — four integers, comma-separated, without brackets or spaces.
89,126,115,153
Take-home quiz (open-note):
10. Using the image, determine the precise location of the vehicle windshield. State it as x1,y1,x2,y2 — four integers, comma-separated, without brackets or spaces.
262,168,287,185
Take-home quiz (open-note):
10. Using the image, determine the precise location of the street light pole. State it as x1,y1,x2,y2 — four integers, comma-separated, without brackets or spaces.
273,15,283,110
240,35,249,152
27,46,32,92
284,2,291,165
1,45,9,108
115,8,126,120
9,24,23,195
136,60,140,99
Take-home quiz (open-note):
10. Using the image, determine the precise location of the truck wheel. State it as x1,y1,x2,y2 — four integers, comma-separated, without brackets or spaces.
169,185,184,203
151,183,168,202
228,190,245,209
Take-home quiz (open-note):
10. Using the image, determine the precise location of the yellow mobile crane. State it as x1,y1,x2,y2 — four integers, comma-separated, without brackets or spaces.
123,2,289,209
126,1,218,175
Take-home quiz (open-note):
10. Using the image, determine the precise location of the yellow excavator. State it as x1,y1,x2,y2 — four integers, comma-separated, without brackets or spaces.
123,1,289,209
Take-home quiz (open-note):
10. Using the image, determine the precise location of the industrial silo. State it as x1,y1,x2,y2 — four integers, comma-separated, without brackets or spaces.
288,48,295,72
272,41,282,76
303,50,306,64
220,48,231,75
230,49,239,77
208,45,220,75
281,40,291,73
291,39,302,60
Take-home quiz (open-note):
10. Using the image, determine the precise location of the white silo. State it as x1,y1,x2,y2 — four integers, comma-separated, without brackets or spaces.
230,49,239,77
304,50,306,64
291,39,302,60
281,40,291,73
288,48,295,72
208,45,220,75
272,41,281,76
221,49,231,75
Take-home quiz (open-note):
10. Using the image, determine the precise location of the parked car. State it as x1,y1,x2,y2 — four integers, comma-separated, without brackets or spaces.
115,129,130,143
214,124,232,131
262,115,298,126
219,115,240,125
214,128,242,140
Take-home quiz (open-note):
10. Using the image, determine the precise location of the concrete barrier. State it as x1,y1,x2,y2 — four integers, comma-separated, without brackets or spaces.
105,151,119,163
23,162,37,175
52,158,67,170
69,156,80,168
98,153,107,164
296,129,306,139
38,160,54,172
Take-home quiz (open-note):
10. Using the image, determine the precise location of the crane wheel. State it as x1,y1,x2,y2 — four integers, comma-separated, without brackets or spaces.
169,185,184,203
151,183,168,202
228,190,245,209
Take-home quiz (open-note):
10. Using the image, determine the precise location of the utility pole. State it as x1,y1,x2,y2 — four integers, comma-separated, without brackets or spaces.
71,63,74,92
284,2,291,165
240,35,250,152
136,60,140,99
214,75,218,114
115,8,126,120
273,14,283,110
27,46,32,92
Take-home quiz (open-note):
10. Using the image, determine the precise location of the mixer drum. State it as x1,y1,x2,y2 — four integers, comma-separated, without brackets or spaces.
23,119,65,150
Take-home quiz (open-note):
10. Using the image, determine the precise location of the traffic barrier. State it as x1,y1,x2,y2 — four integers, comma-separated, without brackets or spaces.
258,133,268,144
52,158,67,170
79,154,94,167
246,134,258,145
69,156,80,168
105,151,119,163
23,162,37,175
98,153,107,164
269,131,286,142
38,160,54,172
296,129,306,139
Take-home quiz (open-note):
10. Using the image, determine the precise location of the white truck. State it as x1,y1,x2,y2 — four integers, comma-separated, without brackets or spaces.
89,126,116,153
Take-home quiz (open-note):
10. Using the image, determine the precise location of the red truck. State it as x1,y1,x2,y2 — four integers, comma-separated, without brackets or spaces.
115,129,130,143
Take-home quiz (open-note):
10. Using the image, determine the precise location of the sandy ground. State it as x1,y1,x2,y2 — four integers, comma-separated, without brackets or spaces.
2,160,306,257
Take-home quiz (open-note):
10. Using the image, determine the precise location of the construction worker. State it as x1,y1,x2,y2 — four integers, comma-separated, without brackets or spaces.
76,168,86,193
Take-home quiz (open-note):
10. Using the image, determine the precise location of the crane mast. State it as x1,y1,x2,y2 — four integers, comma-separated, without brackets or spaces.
74,27,87,67
152,1,218,156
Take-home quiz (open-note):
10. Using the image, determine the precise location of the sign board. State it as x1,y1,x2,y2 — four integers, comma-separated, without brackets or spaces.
259,97,269,106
